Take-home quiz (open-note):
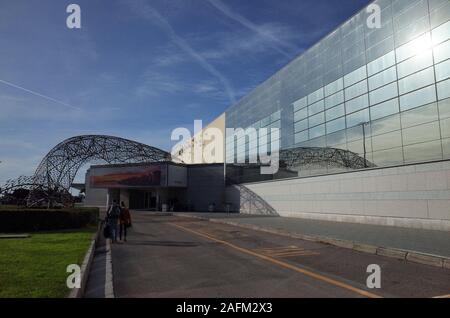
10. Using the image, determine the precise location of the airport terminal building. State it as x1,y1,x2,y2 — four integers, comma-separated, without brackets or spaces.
85,0,450,230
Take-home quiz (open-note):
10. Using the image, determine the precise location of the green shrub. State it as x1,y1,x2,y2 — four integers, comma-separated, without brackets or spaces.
0,208,99,233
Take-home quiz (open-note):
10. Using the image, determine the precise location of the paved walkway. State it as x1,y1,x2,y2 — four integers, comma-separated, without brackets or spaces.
176,213,450,258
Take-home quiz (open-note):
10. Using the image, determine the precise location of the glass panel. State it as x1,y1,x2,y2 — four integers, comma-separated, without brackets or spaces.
373,147,404,166
368,66,397,91
372,131,402,151
271,110,281,122
437,79,450,100
293,97,307,112
309,125,326,139
370,82,398,105
367,51,396,76
325,78,344,96
435,59,450,82
440,117,450,139
395,32,432,62
348,139,371,154
309,112,325,127
308,88,324,105
294,119,308,133
438,98,450,119
325,91,344,109
403,140,442,163
346,108,370,128
400,85,437,111
370,98,400,121
346,94,369,114
344,66,367,87
402,121,441,145
442,138,450,159
371,114,401,136
432,20,450,45
345,80,368,100
401,102,439,128
326,130,347,146
398,67,436,95
326,104,345,121
309,100,325,116
433,40,450,64
397,49,433,78
326,117,346,134
294,108,308,122
295,131,309,144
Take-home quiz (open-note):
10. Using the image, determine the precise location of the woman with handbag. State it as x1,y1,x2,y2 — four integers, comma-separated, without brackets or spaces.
119,201,132,242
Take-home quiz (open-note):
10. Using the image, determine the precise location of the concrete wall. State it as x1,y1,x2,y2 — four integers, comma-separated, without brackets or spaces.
226,161,450,231
187,164,225,212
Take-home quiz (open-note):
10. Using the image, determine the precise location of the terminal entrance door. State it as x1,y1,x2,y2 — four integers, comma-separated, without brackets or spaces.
130,190,157,210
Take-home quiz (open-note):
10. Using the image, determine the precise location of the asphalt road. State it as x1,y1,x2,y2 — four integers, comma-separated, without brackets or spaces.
111,211,450,298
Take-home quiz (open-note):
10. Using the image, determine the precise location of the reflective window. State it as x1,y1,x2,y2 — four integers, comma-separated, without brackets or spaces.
368,66,397,91
435,59,450,82
293,97,307,112
346,94,369,114
396,32,432,62
440,117,450,139
373,147,404,166
402,121,441,146
344,66,367,87
326,130,347,147
294,107,308,122
367,51,396,76
325,78,344,96
326,104,345,121
437,79,450,100
370,82,398,105
432,20,450,45
403,140,443,163
295,131,309,144
433,40,450,64
346,108,370,128
309,124,326,139
294,119,308,132
345,80,368,100
438,98,450,119
309,112,325,127
326,117,346,134
400,85,437,111
325,91,344,109
397,49,433,78
308,100,325,116
398,67,435,95
371,114,401,136
308,88,324,104
372,131,402,151
401,102,439,129
370,98,400,121
271,111,281,122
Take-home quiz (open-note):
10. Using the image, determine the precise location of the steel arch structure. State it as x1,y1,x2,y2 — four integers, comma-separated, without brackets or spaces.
0,135,171,206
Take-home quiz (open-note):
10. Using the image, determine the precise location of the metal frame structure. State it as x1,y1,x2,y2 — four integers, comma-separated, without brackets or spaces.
0,135,171,206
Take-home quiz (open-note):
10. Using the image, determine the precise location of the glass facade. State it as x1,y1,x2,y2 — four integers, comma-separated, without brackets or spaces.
225,0,450,183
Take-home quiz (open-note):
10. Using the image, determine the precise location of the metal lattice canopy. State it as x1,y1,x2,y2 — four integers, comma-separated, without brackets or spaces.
34,135,171,190
280,147,375,170
0,135,171,206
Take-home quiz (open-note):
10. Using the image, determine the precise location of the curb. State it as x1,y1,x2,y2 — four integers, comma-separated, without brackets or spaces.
68,228,100,298
175,213,450,270
105,239,115,298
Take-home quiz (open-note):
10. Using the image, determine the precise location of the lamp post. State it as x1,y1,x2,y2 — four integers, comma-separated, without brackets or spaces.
359,122,368,168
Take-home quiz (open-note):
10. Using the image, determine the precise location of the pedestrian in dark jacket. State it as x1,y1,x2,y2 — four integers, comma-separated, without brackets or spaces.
119,201,131,242
106,200,121,243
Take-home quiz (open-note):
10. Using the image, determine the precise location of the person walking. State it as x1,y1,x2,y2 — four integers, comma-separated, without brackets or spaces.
119,201,131,242
106,200,121,244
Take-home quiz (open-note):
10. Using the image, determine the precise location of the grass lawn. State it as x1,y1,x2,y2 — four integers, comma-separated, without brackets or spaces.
0,228,96,298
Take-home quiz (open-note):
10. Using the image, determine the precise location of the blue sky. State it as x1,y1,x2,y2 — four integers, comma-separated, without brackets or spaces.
0,0,370,184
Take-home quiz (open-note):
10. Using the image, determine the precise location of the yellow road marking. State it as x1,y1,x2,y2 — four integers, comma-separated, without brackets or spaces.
171,222,382,299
